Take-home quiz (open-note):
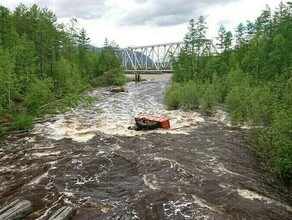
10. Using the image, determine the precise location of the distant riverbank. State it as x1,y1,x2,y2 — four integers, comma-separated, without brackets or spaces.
126,73,172,81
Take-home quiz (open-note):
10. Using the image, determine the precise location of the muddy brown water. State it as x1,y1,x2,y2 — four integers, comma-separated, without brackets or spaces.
0,75,291,219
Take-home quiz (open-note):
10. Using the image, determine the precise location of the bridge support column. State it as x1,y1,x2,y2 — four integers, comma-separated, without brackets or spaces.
134,74,140,83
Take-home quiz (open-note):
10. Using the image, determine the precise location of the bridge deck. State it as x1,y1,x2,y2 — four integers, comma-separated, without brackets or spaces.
119,42,184,72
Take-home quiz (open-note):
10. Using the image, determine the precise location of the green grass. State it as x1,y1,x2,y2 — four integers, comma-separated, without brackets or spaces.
12,114,34,130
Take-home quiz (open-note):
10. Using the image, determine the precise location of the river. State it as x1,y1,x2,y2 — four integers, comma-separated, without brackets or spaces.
0,74,291,219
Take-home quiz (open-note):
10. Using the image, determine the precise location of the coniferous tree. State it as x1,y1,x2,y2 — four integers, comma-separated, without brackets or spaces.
77,28,90,77
235,23,245,47
167,2,292,182
97,39,121,76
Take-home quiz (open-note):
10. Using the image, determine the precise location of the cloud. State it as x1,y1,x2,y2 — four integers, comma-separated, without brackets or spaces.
35,0,108,19
216,19,231,26
119,0,240,26
135,0,148,3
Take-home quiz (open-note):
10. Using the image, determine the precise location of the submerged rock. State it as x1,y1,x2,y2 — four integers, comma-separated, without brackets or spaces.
110,87,125,93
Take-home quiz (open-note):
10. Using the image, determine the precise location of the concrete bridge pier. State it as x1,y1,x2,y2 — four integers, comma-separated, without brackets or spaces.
134,74,141,83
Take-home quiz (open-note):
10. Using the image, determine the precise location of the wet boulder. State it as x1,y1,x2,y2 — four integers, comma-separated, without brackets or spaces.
110,87,125,93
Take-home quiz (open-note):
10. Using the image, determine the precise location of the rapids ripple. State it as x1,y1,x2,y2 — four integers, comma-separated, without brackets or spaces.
0,79,291,219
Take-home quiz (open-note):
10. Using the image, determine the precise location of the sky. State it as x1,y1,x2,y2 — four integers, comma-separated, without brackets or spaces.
1,0,288,48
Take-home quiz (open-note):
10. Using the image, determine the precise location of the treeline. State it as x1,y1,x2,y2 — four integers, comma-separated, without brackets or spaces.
0,4,125,132
165,2,292,182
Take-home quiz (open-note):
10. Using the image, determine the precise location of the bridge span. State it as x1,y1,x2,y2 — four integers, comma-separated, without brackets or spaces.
119,42,184,73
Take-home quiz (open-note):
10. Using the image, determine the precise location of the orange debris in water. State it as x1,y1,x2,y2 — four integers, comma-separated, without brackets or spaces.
135,113,170,129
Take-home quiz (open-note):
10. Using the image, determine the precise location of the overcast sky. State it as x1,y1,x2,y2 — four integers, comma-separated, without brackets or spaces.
1,0,288,48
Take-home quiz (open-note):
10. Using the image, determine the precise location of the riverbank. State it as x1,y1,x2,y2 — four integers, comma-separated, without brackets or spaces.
126,73,172,81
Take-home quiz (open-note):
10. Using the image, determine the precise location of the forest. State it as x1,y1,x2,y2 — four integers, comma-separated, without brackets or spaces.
165,2,292,183
1,2,291,184
0,4,125,132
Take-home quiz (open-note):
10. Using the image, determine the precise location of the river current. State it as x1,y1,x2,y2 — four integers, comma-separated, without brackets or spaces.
0,76,291,219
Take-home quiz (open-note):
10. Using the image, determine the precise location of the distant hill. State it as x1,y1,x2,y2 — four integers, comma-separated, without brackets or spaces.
87,45,154,66
87,45,103,53
117,50,154,66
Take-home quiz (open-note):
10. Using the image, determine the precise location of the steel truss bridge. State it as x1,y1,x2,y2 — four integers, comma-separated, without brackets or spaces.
119,40,217,73
119,42,184,72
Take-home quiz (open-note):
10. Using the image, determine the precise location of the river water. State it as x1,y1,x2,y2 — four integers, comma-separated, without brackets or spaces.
0,76,291,219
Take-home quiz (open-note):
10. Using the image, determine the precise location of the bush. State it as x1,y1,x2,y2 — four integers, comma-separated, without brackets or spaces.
164,83,183,109
249,85,276,126
200,81,220,115
100,68,127,86
251,109,292,183
54,58,85,96
226,82,252,126
166,72,227,114
272,110,292,182
0,123,4,135
165,80,220,114
164,81,204,110
12,114,33,130
250,77,292,183
181,81,203,109
25,77,53,115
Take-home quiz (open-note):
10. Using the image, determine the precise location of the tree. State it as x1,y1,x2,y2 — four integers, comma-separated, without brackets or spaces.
216,25,232,52
167,1,292,183
25,77,53,114
215,25,233,75
97,39,121,76
235,23,245,47
0,46,16,110
0,6,19,49
194,16,209,76
181,16,209,80
77,28,91,77
245,20,255,42
255,5,273,39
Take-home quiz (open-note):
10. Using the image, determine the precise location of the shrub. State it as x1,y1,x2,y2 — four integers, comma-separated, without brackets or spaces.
0,123,4,135
164,83,182,109
272,112,292,182
12,114,33,130
165,80,221,114
200,81,220,115
249,85,276,126
100,68,127,86
252,109,292,183
25,77,53,115
226,82,252,126
54,58,84,96
181,81,203,110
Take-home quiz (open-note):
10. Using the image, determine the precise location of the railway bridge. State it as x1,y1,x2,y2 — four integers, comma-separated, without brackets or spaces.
119,42,184,73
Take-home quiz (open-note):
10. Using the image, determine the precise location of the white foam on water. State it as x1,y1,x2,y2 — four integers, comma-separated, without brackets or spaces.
213,163,243,177
237,189,292,212
32,151,61,157
36,195,64,220
163,200,193,219
32,115,99,142
75,175,95,185
28,171,49,185
163,195,225,219
46,160,59,169
0,166,16,172
192,194,226,215
61,191,75,197
30,144,56,150
72,159,83,170
142,174,160,190
154,157,194,177
31,80,209,141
